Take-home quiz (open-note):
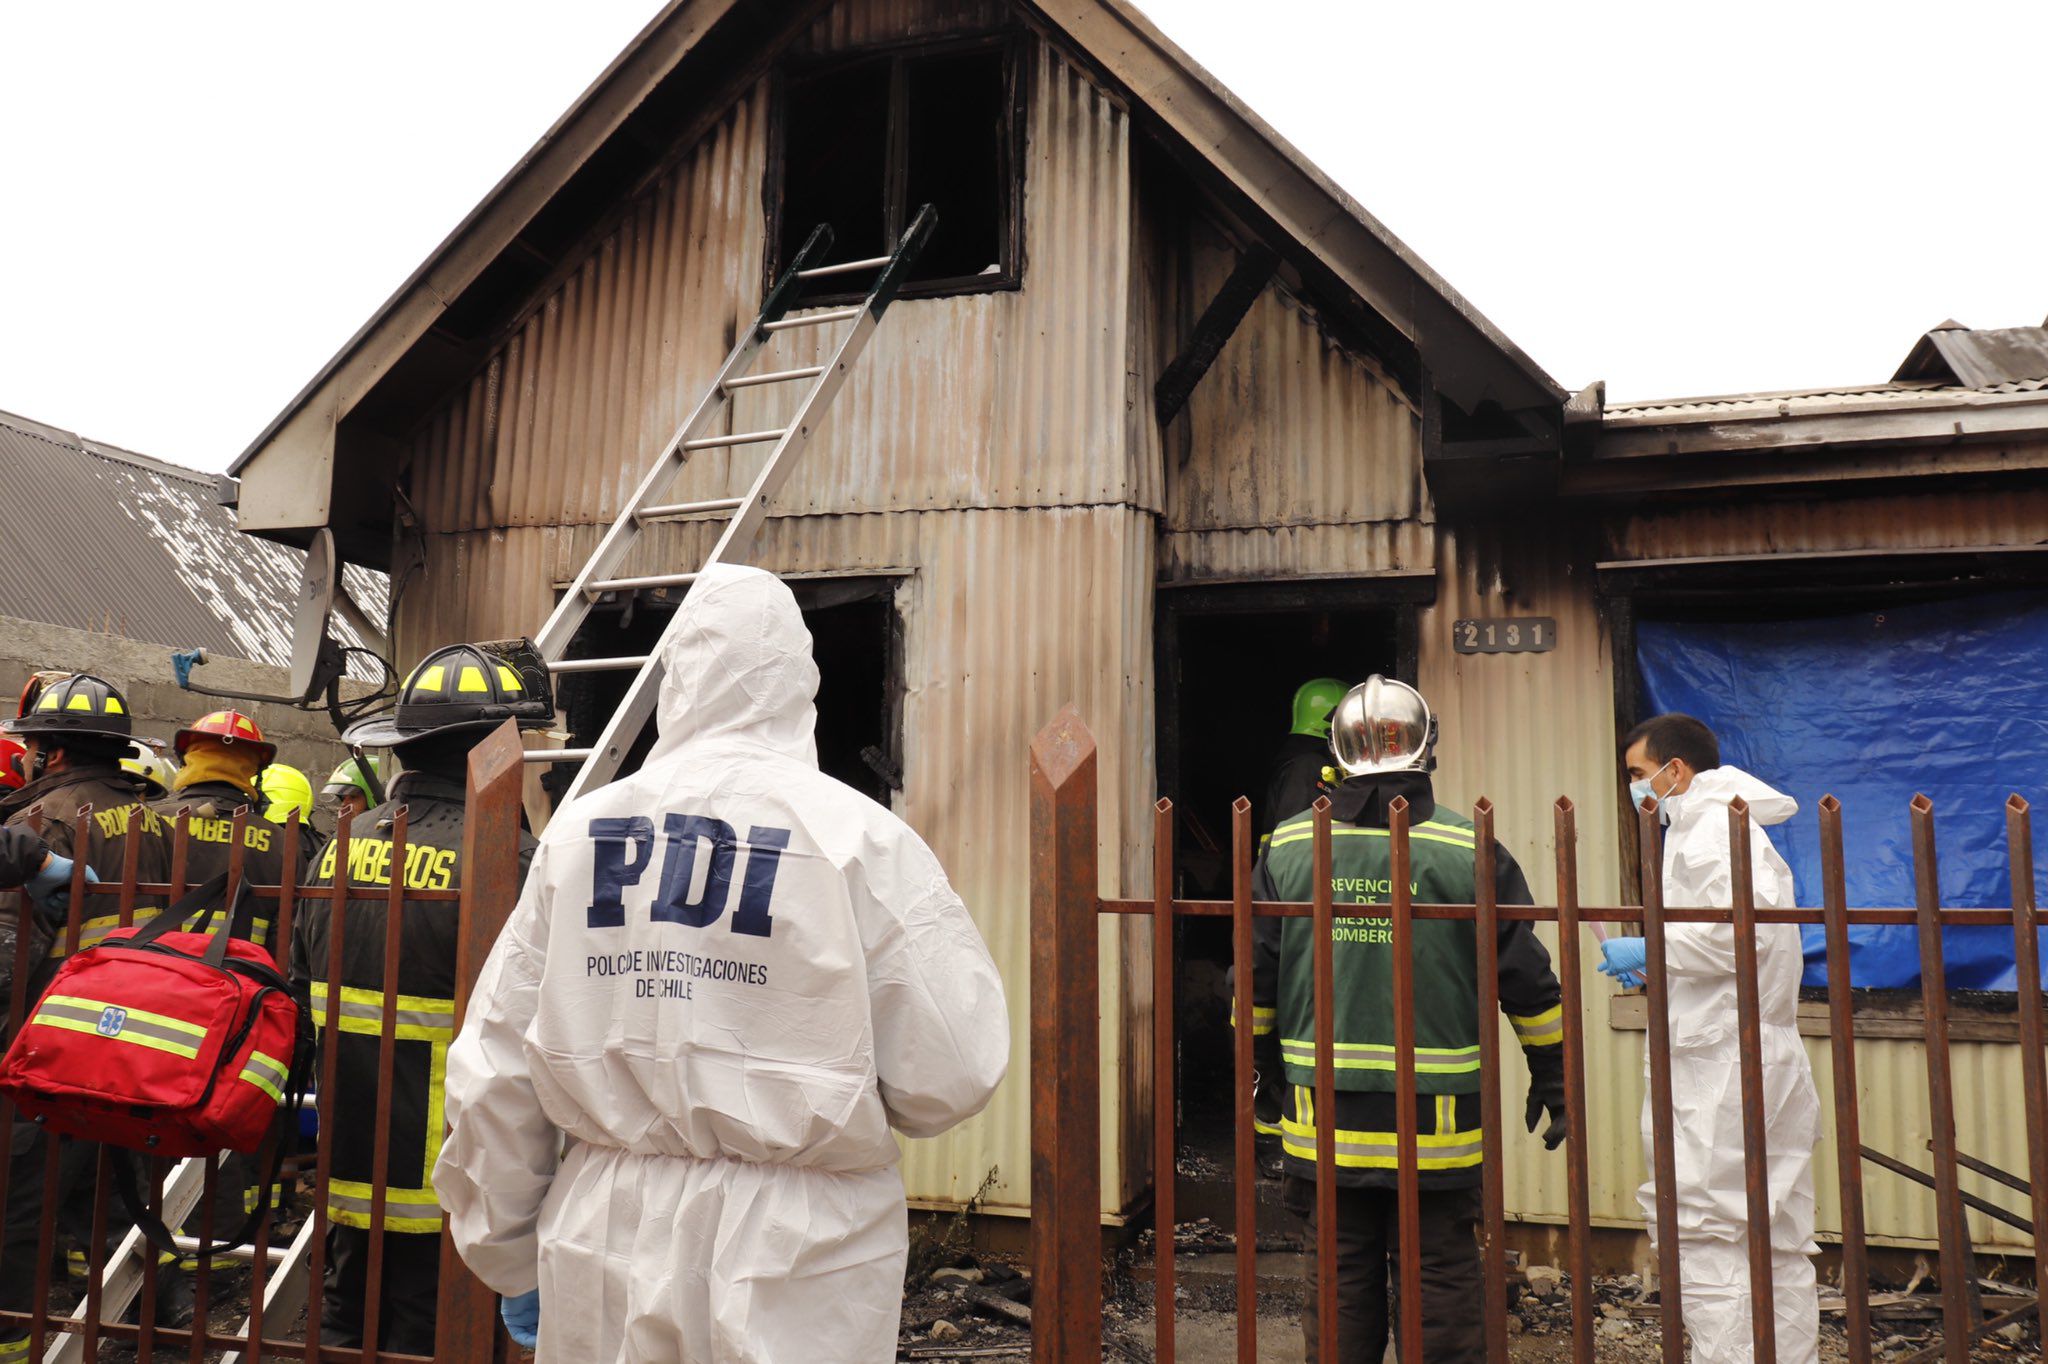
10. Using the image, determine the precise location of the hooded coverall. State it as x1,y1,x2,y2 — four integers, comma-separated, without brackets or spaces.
435,563,1010,1363
1642,765,1820,1364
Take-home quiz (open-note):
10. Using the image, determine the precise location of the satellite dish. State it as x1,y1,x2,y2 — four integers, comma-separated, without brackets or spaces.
289,529,340,700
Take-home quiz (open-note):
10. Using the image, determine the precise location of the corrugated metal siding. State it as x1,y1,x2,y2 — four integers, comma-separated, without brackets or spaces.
1416,523,1646,1226
1608,488,2048,561
1158,521,1435,584
410,39,1140,535
1169,232,1422,534
401,507,1159,1216
793,0,1010,53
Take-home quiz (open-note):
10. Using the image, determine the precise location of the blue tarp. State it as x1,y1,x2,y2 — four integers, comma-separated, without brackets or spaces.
1636,592,2048,990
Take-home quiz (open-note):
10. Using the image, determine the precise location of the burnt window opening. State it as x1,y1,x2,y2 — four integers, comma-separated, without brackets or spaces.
773,40,1021,303
547,579,905,808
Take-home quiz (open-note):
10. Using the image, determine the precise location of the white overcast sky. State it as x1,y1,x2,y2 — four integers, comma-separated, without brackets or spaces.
3,1,2045,473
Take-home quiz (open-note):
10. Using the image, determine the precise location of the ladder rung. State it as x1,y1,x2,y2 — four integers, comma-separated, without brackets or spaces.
523,748,595,764
169,1234,290,1267
683,429,786,452
725,366,824,391
637,496,746,523
549,655,650,674
587,571,700,595
762,307,863,333
796,255,893,280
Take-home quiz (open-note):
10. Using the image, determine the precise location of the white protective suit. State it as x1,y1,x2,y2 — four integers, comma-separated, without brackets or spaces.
435,564,1010,1363
1639,765,1821,1364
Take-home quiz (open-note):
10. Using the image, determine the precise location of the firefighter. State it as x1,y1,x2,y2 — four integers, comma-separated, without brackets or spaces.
0,674,177,1346
258,763,315,827
317,756,381,828
291,643,547,1356
151,711,319,1283
121,740,178,801
154,711,314,947
1251,676,1568,1363
1262,677,1348,848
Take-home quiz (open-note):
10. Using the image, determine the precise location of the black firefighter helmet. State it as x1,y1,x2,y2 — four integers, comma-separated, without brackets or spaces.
3,673,135,746
341,640,554,750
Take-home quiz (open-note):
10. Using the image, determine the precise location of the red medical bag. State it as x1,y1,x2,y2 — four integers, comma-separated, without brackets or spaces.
0,873,309,1159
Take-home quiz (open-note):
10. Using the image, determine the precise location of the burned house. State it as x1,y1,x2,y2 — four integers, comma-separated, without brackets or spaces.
227,0,2048,1260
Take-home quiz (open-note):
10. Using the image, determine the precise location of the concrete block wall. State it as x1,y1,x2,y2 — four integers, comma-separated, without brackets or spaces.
0,614,365,792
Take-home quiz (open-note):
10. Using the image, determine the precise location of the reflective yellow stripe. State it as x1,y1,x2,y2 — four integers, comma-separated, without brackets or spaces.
308,982,456,1040
1229,1000,1278,1036
45,908,166,957
238,1049,289,1104
1269,825,1476,853
327,1179,443,1234
30,1013,199,1059
1509,1005,1565,1048
1278,1037,1481,1074
44,995,207,1039
1282,1086,1484,1170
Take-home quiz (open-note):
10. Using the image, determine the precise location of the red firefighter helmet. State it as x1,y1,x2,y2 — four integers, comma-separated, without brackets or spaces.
172,710,277,767
0,736,25,791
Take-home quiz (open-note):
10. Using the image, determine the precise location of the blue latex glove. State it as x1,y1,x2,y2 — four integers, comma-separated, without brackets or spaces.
1598,936,1647,988
501,1290,540,1350
25,855,97,914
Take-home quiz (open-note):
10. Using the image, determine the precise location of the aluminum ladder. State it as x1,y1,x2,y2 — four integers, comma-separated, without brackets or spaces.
42,1150,309,1364
527,205,935,803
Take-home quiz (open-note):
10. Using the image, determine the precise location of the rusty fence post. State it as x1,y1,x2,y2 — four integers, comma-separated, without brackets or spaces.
1912,795,1976,1364
1151,798,1176,1364
1310,799,1337,1364
1030,708,1102,1363
1387,799,1423,1364
1819,797,1872,1364
2007,797,2047,1339
434,721,527,1364
1726,798,1778,1362
1229,798,1257,1364
1636,801,1686,1358
1553,799,1595,1364
1473,801,1507,1364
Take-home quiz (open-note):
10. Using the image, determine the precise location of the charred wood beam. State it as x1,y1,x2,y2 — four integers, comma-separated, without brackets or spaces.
1155,243,1279,438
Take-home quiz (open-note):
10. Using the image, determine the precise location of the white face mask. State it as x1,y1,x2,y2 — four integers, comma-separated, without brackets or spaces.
1628,759,1678,817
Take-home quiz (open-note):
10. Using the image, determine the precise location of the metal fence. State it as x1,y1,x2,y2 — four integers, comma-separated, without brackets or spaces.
1028,708,2045,1364
0,723,529,1363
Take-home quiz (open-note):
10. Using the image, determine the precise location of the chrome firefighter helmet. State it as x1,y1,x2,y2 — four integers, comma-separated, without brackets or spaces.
1329,675,1437,777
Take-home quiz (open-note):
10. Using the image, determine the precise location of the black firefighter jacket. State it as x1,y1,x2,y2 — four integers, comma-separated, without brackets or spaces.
289,772,534,1233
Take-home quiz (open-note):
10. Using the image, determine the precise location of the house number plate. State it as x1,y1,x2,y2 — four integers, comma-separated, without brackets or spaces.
1453,617,1557,654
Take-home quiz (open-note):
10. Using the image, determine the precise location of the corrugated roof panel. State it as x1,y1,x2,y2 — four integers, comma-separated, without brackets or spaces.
0,410,387,669
1606,375,2048,424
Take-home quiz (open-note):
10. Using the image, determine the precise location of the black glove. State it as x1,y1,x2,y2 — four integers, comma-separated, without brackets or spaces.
1523,1048,1568,1150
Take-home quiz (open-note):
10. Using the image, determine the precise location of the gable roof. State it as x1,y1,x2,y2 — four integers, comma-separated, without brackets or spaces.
1892,320,2048,389
229,0,1561,490
0,408,388,666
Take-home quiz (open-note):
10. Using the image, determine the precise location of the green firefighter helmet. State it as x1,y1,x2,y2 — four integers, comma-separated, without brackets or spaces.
1289,677,1350,740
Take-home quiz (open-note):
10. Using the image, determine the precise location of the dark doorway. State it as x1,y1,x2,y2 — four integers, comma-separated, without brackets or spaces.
548,578,904,807
1153,578,1425,1227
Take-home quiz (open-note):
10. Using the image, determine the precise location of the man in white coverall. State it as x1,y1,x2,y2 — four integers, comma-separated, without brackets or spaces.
1599,713,1821,1363
434,564,1010,1362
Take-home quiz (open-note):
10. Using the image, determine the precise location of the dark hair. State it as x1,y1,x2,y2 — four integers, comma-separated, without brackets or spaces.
1623,713,1720,773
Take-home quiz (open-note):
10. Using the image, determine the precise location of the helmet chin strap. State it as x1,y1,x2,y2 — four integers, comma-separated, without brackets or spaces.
349,744,387,806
